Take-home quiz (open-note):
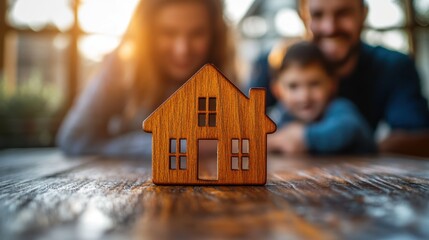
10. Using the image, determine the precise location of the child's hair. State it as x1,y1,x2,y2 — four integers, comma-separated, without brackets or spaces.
274,41,334,80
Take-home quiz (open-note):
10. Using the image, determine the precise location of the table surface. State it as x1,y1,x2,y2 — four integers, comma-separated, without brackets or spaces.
1,149,429,240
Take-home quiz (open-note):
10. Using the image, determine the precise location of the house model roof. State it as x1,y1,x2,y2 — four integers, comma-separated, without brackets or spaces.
143,64,275,132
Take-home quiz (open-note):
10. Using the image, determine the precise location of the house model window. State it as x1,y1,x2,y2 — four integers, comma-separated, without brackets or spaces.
198,97,216,127
169,138,187,170
231,139,250,170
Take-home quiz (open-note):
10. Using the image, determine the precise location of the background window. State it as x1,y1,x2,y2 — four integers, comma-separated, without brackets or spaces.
0,0,139,148
1,0,428,148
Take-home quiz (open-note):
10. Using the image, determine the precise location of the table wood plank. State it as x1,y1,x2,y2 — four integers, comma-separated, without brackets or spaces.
1,149,428,240
0,149,93,190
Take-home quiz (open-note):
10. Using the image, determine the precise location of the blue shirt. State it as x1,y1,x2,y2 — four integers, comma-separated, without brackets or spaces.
269,98,376,154
249,42,429,132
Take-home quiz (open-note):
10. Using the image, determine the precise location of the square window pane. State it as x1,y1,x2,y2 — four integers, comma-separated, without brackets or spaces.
209,97,216,111
242,139,249,154
7,0,74,31
365,0,406,28
414,0,429,25
4,33,69,95
198,97,206,111
232,157,239,170
208,113,216,126
362,29,409,54
232,139,239,154
1,33,68,147
180,156,187,169
78,0,139,35
170,139,176,153
198,113,206,126
242,157,249,170
180,139,186,153
170,156,176,169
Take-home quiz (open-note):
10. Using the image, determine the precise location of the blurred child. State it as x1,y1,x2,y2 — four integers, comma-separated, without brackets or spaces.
268,41,376,154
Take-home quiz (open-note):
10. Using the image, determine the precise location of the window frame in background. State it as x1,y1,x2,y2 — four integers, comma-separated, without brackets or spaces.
0,0,428,147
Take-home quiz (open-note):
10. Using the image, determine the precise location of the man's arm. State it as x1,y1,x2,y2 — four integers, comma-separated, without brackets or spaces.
385,56,429,130
382,56,429,157
380,131,429,157
305,100,376,154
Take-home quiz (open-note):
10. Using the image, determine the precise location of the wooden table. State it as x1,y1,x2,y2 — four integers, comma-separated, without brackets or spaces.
1,149,429,240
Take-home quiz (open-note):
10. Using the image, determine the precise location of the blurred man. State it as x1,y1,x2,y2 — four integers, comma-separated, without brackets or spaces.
249,0,429,155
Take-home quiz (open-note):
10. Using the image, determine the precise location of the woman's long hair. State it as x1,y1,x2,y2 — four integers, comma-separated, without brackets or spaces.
112,0,236,119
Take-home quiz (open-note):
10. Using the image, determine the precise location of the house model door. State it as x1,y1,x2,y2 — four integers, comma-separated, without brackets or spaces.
198,139,218,180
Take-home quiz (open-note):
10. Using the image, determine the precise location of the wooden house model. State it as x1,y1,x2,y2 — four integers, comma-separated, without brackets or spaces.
143,64,276,185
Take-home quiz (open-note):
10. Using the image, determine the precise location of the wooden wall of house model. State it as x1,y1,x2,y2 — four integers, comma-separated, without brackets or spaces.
143,64,276,185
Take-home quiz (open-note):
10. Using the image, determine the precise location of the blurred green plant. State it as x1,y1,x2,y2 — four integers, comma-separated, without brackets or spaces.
0,70,64,118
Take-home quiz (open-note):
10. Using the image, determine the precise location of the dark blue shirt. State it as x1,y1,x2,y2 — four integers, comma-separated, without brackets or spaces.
249,42,429,132
269,98,376,154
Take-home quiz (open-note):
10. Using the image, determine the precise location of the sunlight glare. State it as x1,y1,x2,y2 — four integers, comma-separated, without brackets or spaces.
78,0,139,62
224,0,255,23
79,35,121,62
9,0,73,31
366,0,404,29
275,8,305,37
78,0,139,36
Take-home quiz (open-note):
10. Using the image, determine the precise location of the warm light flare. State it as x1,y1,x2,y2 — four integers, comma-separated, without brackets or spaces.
78,0,139,62
78,0,139,36
79,35,121,62
9,0,73,31
8,0,253,63
118,41,136,61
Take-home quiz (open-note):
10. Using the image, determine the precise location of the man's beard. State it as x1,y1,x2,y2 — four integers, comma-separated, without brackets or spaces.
330,41,360,69
314,33,361,69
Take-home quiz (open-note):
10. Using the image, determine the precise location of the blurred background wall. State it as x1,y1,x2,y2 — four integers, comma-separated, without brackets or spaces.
0,0,428,148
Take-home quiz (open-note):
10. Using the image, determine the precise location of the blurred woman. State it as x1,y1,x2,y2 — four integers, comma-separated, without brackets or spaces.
57,0,236,157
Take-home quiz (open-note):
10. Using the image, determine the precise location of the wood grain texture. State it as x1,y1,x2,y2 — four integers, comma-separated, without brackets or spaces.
143,64,276,185
1,149,429,240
